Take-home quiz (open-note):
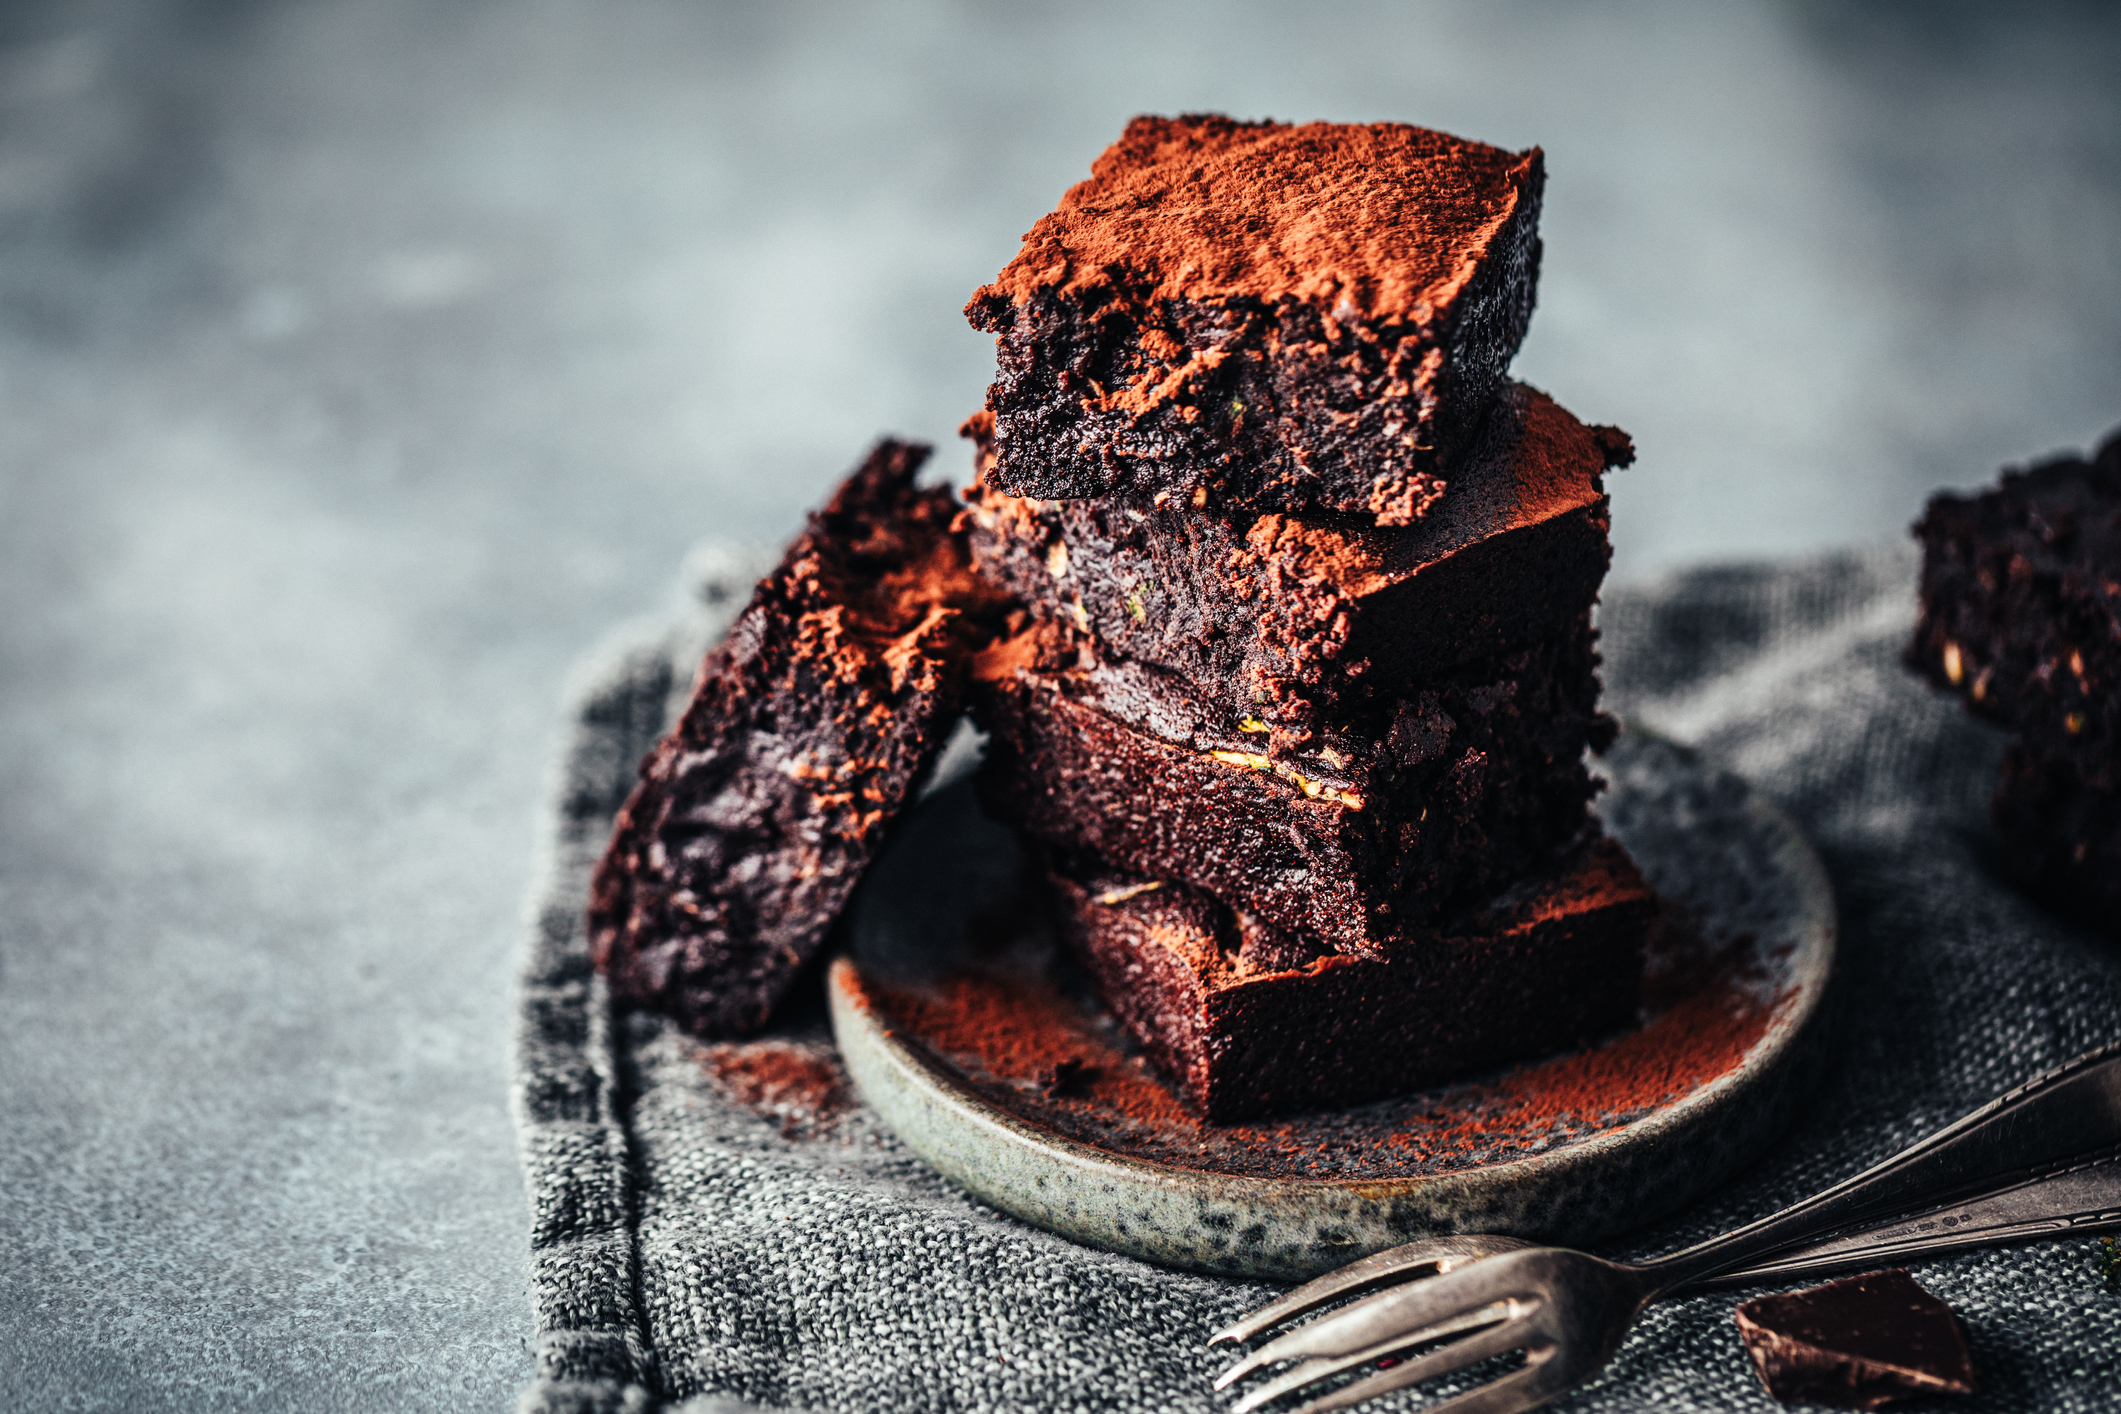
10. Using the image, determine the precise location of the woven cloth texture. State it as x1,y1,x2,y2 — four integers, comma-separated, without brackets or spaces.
512,539,2121,1414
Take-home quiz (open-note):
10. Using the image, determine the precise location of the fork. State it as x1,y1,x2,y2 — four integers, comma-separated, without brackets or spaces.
1213,1147,2121,1414
1210,1040,2121,1414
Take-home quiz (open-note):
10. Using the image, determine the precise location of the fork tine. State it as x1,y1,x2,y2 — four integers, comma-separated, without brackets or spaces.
1214,1252,1541,1391
1296,1341,1569,1414
1210,1236,1534,1346
1228,1302,1514,1414
1281,1319,1545,1414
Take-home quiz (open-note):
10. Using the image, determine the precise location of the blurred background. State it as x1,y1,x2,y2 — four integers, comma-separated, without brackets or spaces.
1,1,2115,1408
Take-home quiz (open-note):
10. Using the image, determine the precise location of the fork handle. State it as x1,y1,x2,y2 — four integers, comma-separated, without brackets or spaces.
1646,1040,2121,1288
1680,1147,2121,1290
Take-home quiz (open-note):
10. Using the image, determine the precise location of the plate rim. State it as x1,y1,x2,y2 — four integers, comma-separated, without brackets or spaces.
829,730,1837,1276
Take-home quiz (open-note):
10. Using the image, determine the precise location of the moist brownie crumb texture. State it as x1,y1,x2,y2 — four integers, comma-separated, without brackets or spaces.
962,114,1656,1118
589,441,1011,1038
965,115,1547,522
1911,424,2121,933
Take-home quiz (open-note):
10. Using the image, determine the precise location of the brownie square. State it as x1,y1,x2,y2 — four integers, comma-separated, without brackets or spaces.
589,440,1012,1038
1989,743,2121,931
1910,425,2121,789
965,115,1545,523
974,616,1613,954
1047,834,1654,1122
960,381,1628,746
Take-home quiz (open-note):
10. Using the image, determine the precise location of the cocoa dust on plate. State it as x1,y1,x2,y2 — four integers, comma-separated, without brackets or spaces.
862,921,1790,1180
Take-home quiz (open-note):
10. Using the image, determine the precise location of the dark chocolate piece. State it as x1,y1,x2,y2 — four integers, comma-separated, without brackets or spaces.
960,381,1626,746
965,115,1544,522
589,441,1012,1038
1046,834,1652,1121
1910,425,2121,789
1734,1270,1978,1409
975,616,1613,952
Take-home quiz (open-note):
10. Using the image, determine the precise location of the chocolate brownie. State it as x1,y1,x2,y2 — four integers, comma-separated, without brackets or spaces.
975,615,1613,953
589,441,1013,1038
960,381,1628,746
1046,834,1653,1121
1910,425,2121,788
1990,743,2121,930
965,114,1544,522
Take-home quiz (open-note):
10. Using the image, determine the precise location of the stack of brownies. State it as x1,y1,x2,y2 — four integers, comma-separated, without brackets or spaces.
1911,427,2121,932
958,115,1658,1121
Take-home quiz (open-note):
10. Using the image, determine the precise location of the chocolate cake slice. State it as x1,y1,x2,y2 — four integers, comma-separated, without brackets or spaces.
975,615,1613,953
961,381,1628,745
965,115,1544,522
1046,834,1653,1121
1911,424,2121,788
589,441,1013,1038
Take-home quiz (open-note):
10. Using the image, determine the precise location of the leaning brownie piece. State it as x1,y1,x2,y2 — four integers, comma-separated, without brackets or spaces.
1047,835,1653,1121
589,441,1013,1038
1989,744,2121,930
1910,425,2121,789
961,381,1628,744
965,114,1544,523
975,616,1612,953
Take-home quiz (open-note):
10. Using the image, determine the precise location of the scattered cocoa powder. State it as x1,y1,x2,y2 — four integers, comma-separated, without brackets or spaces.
1382,978,1787,1166
861,940,1792,1181
700,1040,851,1139
875,972,1196,1132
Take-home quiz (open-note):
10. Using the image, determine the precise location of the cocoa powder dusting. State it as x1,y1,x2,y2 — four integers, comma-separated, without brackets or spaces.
877,973,1196,1133
970,115,1538,323
1383,980,1786,1166
700,1040,851,1139
866,952,1790,1180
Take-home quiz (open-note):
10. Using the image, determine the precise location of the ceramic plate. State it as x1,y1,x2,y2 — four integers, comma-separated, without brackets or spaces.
828,730,1836,1281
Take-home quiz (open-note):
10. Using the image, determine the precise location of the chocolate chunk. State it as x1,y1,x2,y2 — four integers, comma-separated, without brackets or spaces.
1734,1270,1978,1410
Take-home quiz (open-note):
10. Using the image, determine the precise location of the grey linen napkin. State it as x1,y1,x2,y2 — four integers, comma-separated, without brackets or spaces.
513,540,2121,1414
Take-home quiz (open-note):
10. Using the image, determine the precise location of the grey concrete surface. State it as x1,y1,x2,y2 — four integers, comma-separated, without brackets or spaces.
0,1,2114,1409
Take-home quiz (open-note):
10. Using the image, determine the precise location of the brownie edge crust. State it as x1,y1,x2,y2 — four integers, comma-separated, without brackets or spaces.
589,441,1013,1038
1048,837,1653,1122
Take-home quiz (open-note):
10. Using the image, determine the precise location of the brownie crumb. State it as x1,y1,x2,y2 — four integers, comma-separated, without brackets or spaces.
1037,1056,1091,1099
589,439,1015,1038
700,1040,852,1138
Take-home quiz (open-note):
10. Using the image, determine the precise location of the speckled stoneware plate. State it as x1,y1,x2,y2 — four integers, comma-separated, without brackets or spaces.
828,730,1836,1281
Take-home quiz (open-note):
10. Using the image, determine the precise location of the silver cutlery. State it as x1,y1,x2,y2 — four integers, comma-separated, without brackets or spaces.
1211,1040,2121,1414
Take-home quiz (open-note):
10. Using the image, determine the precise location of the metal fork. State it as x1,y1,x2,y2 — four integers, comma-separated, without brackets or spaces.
1213,1147,2121,1414
1211,1041,2121,1414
